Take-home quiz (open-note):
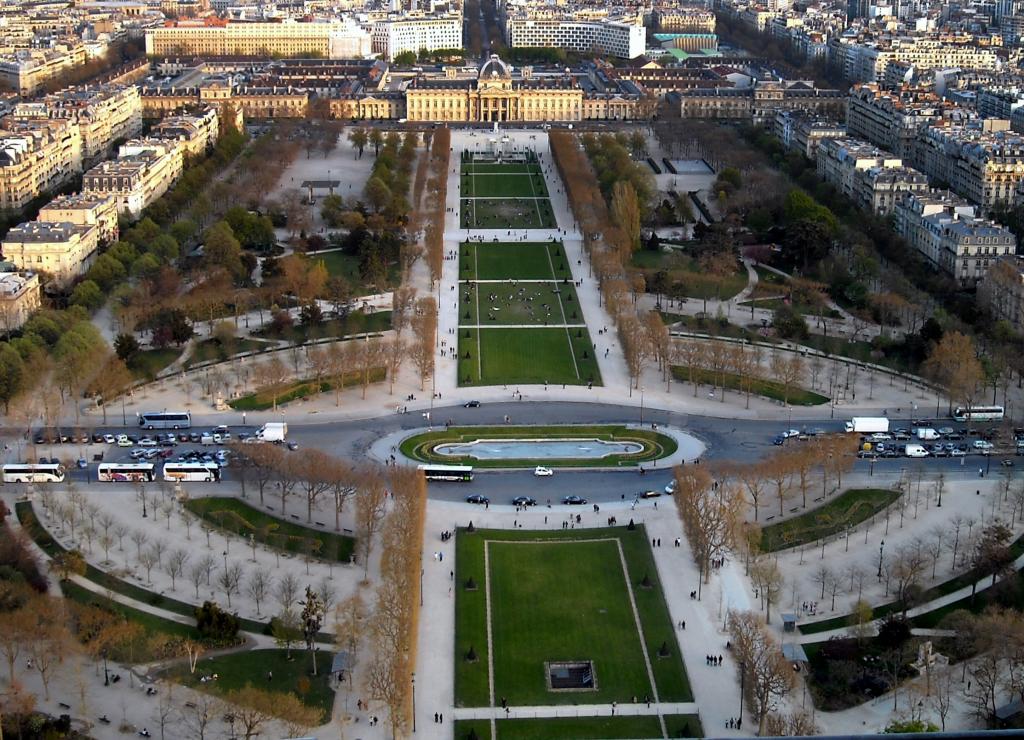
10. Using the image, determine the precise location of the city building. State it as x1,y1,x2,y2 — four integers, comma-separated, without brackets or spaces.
145,19,369,59
676,78,845,123
0,118,83,211
505,16,646,59
150,106,220,157
816,137,904,202
0,44,89,95
1,221,100,286
654,8,716,33
0,270,41,333
82,139,184,217
774,111,847,160
38,192,119,244
894,190,1017,285
370,15,461,60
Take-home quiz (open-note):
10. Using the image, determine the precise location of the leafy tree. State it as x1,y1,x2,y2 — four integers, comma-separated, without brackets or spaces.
194,601,240,641
772,304,809,340
85,253,126,291
348,128,368,158
364,176,392,212
393,50,417,65
146,308,193,346
0,343,25,412
885,719,939,733
169,219,198,245
611,181,641,253
50,550,86,581
131,253,161,278
70,280,104,312
150,233,180,263
114,333,140,361
105,241,139,269
202,221,244,278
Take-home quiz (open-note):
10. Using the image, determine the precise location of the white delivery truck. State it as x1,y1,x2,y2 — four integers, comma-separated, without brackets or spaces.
905,444,929,458
255,422,288,443
916,428,940,441
844,417,890,434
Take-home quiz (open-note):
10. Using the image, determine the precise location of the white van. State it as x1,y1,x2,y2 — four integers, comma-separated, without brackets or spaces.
200,433,215,445
905,444,929,458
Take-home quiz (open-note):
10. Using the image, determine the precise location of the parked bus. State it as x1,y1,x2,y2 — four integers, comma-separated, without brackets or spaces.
97,462,155,482
417,464,474,481
162,462,221,482
1,463,65,483
138,411,192,430
952,405,1005,422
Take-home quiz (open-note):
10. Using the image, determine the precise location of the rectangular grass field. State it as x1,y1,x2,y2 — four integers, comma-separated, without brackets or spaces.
458,327,601,386
454,527,691,708
461,171,549,199
461,198,556,230
453,715,704,739
459,282,584,326
460,241,573,281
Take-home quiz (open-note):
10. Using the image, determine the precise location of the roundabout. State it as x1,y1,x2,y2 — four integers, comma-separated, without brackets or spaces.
397,424,701,469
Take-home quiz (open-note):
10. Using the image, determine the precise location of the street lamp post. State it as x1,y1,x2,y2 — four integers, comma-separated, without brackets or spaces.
738,660,745,724
877,539,885,581
639,387,645,426
223,550,228,573
141,486,147,518
412,672,417,732
102,649,109,686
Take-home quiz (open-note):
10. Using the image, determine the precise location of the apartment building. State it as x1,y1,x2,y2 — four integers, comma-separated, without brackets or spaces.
816,137,904,201
0,270,41,332
773,111,847,160
894,190,1016,285
0,44,88,95
38,192,119,244
82,140,184,217
654,9,716,33
370,16,461,59
677,79,845,124
846,84,950,160
913,122,1024,212
856,165,930,214
0,118,83,211
506,17,646,59
979,255,1024,333
1,221,100,286
145,19,365,59
150,107,220,157
13,85,143,166
828,37,1002,83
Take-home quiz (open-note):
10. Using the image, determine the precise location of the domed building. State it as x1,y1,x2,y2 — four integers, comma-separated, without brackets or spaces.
405,54,584,122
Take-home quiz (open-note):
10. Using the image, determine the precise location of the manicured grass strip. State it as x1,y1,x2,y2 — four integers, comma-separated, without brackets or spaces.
252,310,393,344
454,527,691,708
670,365,829,406
401,425,676,468
800,530,1024,635
185,496,354,561
460,242,572,281
461,173,550,198
460,281,583,327
459,328,601,387
162,648,332,714
461,199,557,230
482,714,703,739
462,162,543,175
630,251,748,301
15,502,270,635
759,488,900,552
129,347,182,380
228,367,385,410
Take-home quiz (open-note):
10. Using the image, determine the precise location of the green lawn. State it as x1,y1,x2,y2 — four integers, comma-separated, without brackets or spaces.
163,648,332,716
455,527,691,708
461,198,556,229
460,242,573,281
669,365,829,406
128,347,183,380
186,337,271,368
253,310,392,343
228,367,386,411
185,497,354,561
759,488,900,552
630,251,748,301
400,424,676,468
454,715,703,739
460,281,583,326
303,250,399,291
462,162,543,175
459,327,601,387
461,172,549,198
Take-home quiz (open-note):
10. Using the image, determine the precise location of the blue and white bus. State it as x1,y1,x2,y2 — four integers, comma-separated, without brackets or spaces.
138,411,192,430
417,464,474,481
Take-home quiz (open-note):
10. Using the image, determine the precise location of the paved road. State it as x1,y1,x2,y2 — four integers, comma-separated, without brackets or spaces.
23,404,1016,505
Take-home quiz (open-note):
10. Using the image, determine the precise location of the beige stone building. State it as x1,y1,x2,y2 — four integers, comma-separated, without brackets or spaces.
141,79,309,119
150,106,220,157
979,255,1024,333
677,79,845,124
0,44,88,95
0,118,83,211
145,19,358,59
0,270,41,332
38,193,119,244
82,140,184,217
1,221,100,286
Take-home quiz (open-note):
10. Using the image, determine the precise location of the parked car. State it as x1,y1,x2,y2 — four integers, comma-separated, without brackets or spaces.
116,435,133,447
972,440,995,450
139,437,157,447
512,496,537,507
562,495,588,505
466,495,490,505
102,434,116,444
463,400,481,408
772,435,786,446
534,466,553,477
951,448,967,457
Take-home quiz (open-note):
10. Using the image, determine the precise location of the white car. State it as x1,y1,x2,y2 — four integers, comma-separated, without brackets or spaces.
972,440,995,450
664,479,678,495
783,429,801,438
534,466,554,477
138,437,158,447
102,434,116,444
116,435,132,447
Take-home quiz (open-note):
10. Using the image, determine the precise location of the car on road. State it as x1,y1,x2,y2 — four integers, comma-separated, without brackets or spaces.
951,448,967,457
102,434,116,444
512,496,537,506
869,432,893,441
640,490,662,498
1002,459,1015,467
116,435,132,447
972,440,995,450
287,441,299,451
466,494,490,505
772,435,786,446
782,429,800,438
664,480,677,495
857,450,879,459
938,427,955,436
463,400,481,408
562,495,588,505
534,466,553,477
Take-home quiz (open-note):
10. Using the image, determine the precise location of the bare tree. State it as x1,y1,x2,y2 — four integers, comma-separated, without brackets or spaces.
217,562,244,608
166,549,189,592
189,561,207,599
275,571,300,612
182,693,222,740
247,570,272,617
355,471,389,579
729,610,796,735
674,465,742,598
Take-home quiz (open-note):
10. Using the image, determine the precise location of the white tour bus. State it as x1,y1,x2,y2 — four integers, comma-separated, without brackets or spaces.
1,463,66,483
162,462,221,482
952,405,1005,422
97,462,156,482
138,411,192,430
416,464,474,481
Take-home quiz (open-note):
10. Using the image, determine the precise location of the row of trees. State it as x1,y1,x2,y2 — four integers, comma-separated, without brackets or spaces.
422,129,451,285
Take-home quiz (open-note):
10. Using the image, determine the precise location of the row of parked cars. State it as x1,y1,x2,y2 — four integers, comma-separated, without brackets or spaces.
466,494,589,506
